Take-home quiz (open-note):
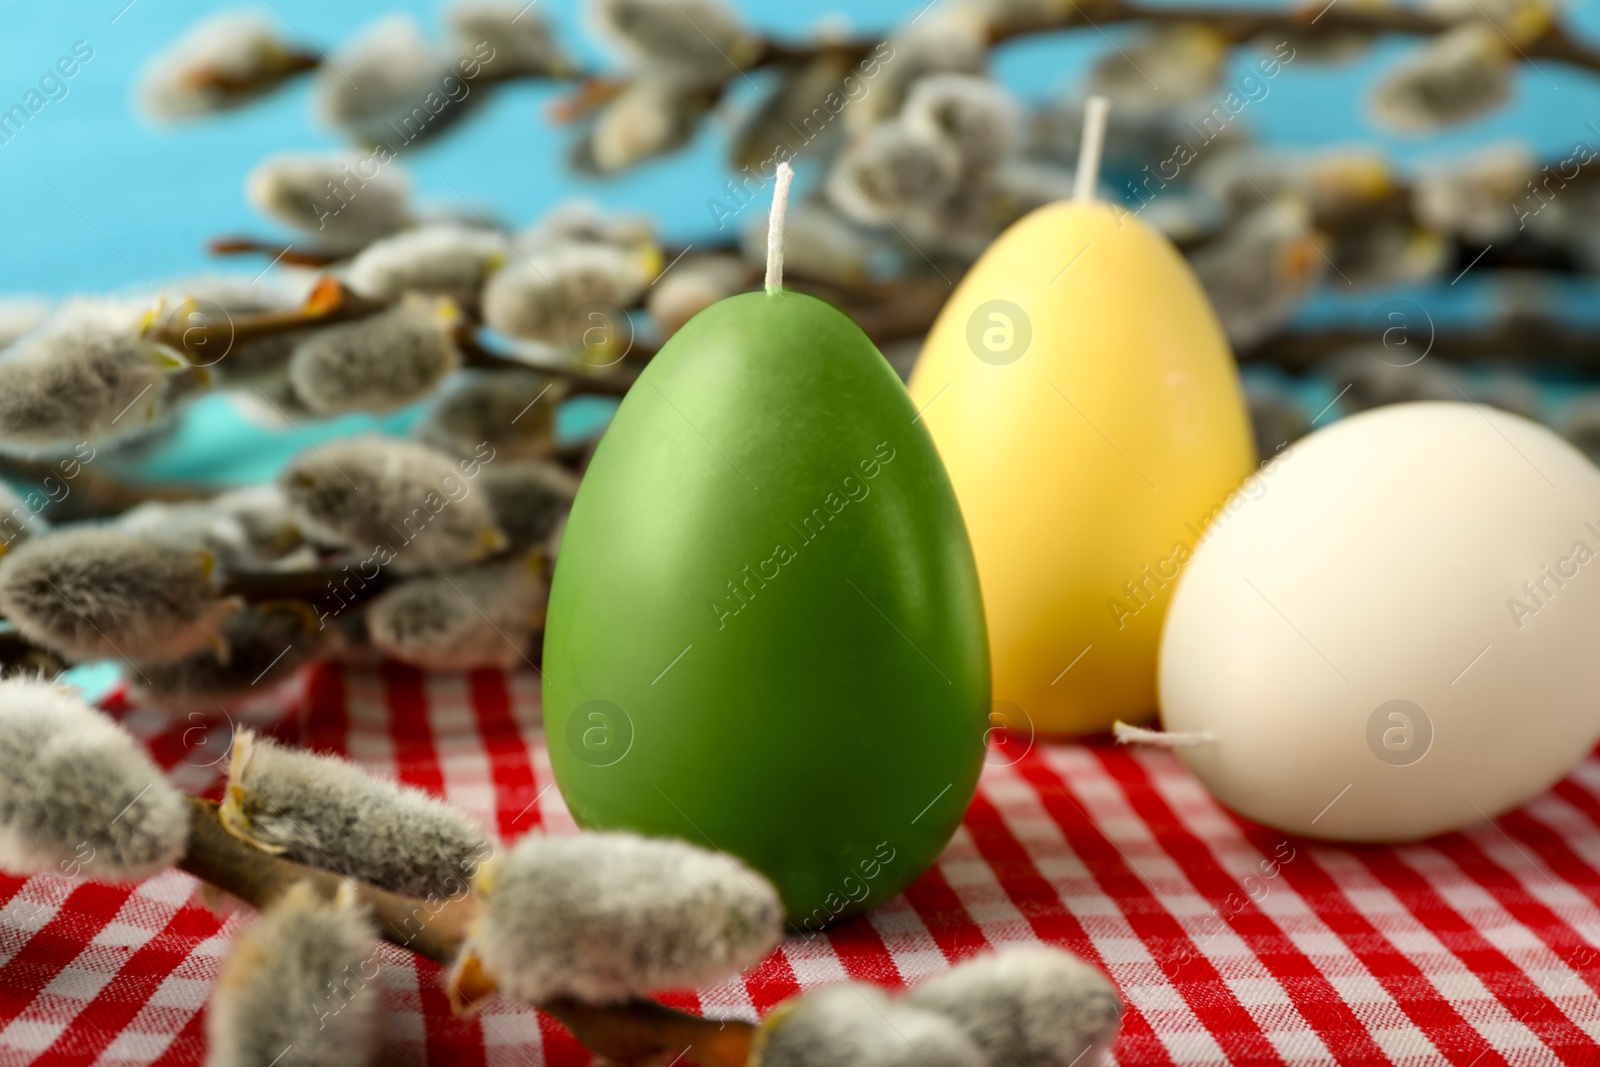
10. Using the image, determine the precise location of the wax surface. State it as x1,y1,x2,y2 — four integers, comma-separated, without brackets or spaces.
908,202,1255,735
1161,402,1600,841
544,291,989,923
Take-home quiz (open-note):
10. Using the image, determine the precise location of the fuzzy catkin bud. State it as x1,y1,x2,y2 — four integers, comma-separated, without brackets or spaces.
753,985,985,1067
904,946,1123,1067
416,370,563,462
479,462,578,552
828,124,963,226
454,830,783,1005
449,1,573,78
516,201,655,254
587,75,709,173
346,225,509,300
647,255,747,337
131,603,326,713
206,882,382,1067
221,730,493,899
315,15,478,151
1371,25,1513,133
278,436,506,573
1088,24,1228,110
365,555,547,670
591,0,758,84
481,243,652,347
901,74,1021,172
247,154,411,253
287,295,462,415
0,300,192,448
140,14,306,120
0,528,241,663
0,679,189,881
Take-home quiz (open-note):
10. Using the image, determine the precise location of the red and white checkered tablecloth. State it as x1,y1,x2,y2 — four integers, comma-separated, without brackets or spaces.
2,661,1599,1066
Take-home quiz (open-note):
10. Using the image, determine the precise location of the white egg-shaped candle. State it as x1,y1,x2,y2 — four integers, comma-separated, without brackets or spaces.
1158,401,1600,841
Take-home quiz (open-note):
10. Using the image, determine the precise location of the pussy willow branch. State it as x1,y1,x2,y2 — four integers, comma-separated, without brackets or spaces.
147,275,640,397
176,796,758,1067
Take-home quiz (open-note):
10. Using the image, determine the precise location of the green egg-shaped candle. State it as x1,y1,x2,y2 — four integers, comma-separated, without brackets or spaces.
544,166,988,925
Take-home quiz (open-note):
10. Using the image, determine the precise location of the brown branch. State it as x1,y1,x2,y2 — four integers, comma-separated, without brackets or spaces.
176,796,758,1067
1244,318,1600,372
207,237,343,267
146,276,390,367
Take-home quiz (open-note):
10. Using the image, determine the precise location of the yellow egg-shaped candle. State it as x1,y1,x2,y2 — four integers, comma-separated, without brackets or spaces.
908,100,1255,735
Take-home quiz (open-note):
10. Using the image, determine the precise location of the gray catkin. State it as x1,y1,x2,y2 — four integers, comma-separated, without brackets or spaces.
448,2,572,78
480,243,650,347
456,830,783,1005
365,556,547,670
901,74,1021,171
415,370,564,463
0,679,189,881
478,462,578,552
206,882,382,1067
0,527,241,663
131,603,327,713
278,436,506,573
827,124,963,226
904,945,1123,1067
246,154,412,252
346,226,509,300
221,730,493,899
0,300,189,448
288,296,463,416
752,985,986,1067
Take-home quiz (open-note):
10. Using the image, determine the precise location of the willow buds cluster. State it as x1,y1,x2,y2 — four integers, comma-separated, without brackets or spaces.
481,242,655,347
0,679,189,881
753,947,1122,1067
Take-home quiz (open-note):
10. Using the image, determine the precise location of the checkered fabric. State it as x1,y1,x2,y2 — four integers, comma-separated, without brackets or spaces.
2,661,1599,1066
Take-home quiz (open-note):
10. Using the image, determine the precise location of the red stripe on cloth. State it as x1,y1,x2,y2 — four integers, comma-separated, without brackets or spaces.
146,998,209,1067
467,670,543,839
1512,789,1600,912
825,913,905,988
1226,821,1499,1066
1431,830,1600,1000
1011,753,1282,1064
0,882,135,1030
900,862,991,964
32,901,219,1066
1354,847,1595,1064
299,660,352,755
380,665,487,1067
1090,747,1389,1064
959,785,1178,1067
741,945,801,1016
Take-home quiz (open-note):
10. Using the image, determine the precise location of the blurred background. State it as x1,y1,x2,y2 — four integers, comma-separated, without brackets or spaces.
5,0,1600,478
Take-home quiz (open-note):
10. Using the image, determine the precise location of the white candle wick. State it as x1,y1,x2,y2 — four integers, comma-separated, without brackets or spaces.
1073,96,1111,204
765,160,794,295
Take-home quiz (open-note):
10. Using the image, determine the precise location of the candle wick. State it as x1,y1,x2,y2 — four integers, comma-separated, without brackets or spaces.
765,160,794,295
1073,96,1111,204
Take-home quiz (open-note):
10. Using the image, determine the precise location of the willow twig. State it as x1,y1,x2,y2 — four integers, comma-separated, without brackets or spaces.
176,796,758,1067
